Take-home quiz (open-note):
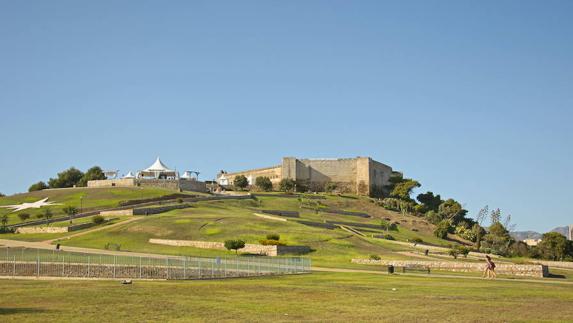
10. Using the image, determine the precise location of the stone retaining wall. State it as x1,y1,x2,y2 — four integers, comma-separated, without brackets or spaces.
351,259,548,278
16,227,68,234
133,203,192,215
100,209,134,216
532,260,573,270
149,239,310,256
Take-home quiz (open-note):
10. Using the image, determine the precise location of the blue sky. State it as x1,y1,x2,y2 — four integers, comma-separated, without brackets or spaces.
0,1,571,232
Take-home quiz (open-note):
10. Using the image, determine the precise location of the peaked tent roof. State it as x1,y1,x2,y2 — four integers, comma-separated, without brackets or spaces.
123,171,135,179
144,157,175,172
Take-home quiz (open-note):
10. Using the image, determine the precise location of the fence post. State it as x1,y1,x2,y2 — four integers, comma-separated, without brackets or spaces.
139,257,142,279
166,258,169,280
198,259,201,279
211,260,214,278
62,256,65,277
113,256,116,278
13,255,16,277
183,258,186,279
36,255,40,278
88,256,91,277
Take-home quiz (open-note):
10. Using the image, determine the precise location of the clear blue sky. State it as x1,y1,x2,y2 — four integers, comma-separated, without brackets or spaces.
1,1,571,232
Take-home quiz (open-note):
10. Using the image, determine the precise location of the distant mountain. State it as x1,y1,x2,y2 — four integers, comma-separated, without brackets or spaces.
511,226,569,241
511,231,542,241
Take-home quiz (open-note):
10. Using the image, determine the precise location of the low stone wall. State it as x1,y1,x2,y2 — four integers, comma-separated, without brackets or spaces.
100,209,134,216
149,239,310,256
16,227,68,234
532,260,573,270
133,204,192,215
351,259,548,278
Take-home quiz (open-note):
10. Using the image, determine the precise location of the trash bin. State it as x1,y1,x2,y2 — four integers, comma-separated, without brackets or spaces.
388,265,394,274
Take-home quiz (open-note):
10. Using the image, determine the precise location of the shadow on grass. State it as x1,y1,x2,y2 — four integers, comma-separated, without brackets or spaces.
547,272,567,279
0,307,50,315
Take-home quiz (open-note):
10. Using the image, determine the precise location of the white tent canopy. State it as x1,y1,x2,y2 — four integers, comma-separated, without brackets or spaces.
139,157,178,179
123,171,135,179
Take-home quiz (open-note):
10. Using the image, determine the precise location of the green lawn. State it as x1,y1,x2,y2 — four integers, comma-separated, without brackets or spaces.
0,187,193,225
1,272,572,322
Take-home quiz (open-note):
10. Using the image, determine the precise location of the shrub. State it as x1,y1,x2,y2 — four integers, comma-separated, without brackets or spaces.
104,242,121,251
383,234,395,240
266,233,280,241
434,220,451,239
259,239,285,246
18,213,30,222
224,239,246,254
278,179,296,192
411,237,423,244
369,254,381,260
325,182,337,193
92,215,105,225
177,198,184,204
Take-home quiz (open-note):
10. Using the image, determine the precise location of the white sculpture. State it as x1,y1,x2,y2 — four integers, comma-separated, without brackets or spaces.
0,198,62,213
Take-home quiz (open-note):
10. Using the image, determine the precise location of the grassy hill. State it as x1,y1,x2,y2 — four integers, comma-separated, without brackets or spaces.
0,187,203,226
48,193,467,268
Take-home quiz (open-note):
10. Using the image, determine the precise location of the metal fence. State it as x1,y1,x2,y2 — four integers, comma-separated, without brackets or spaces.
0,247,311,280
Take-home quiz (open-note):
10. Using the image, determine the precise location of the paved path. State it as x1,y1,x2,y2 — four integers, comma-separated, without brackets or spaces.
312,266,573,286
43,216,144,244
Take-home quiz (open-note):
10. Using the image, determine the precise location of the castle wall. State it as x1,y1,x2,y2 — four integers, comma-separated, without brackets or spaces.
87,178,135,188
220,156,392,196
223,165,282,185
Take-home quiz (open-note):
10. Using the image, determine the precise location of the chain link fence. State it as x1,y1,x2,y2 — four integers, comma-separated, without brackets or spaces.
0,247,311,280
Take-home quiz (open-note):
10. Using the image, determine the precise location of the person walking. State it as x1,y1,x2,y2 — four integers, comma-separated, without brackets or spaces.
483,255,497,279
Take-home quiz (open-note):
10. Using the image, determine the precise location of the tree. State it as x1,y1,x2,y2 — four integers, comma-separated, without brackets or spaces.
78,166,106,187
233,175,249,190
416,191,442,213
92,215,105,225
537,232,568,261
0,192,5,197
28,181,48,192
62,205,79,224
224,239,246,254
17,213,30,222
481,222,512,256
48,167,84,188
437,199,469,226
43,208,53,225
434,220,451,239
255,176,273,192
0,214,8,229
473,206,489,250
390,179,420,201
278,179,296,192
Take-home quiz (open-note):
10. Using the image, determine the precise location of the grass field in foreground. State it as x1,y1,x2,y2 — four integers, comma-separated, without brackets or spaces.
1,272,573,322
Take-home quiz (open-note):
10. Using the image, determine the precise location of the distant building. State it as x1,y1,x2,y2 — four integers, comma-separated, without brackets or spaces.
87,157,206,192
523,239,542,246
568,224,573,241
217,156,393,196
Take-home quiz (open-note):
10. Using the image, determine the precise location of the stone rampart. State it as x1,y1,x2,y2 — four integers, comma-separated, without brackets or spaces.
149,239,310,256
87,179,136,188
351,259,548,277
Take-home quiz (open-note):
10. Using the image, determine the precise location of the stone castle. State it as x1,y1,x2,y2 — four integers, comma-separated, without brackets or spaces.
217,157,393,196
